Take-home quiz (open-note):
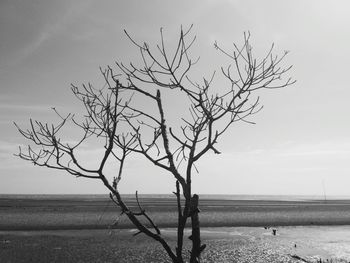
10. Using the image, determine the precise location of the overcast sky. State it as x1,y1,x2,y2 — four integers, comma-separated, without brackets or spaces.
1,0,350,196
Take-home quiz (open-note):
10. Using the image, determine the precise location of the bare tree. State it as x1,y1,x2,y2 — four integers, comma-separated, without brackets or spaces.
15,26,295,263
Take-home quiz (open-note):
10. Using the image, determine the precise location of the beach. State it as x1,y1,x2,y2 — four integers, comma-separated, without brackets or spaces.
1,195,350,262
2,227,350,262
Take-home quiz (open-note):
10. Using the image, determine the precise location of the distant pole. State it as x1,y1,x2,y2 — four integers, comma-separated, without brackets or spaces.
322,179,327,202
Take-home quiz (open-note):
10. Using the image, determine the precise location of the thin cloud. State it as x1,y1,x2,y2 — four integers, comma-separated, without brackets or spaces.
278,140,350,158
13,1,93,65
0,103,54,112
0,140,27,169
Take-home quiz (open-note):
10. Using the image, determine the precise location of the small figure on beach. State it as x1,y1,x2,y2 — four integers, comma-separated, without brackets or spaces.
294,243,297,248
272,229,277,236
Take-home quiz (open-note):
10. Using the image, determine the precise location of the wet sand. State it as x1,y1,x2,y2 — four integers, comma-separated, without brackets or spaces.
0,228,304,263
1,227,350,262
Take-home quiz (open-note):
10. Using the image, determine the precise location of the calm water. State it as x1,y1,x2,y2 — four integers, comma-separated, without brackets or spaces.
2,194,350,201
193,226,350,261
268,225,350,261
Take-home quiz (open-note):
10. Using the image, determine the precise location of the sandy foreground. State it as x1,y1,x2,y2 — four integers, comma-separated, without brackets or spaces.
1,226,350,263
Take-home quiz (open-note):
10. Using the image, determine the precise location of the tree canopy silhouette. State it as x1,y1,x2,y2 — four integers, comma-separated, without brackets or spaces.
16,26,295,263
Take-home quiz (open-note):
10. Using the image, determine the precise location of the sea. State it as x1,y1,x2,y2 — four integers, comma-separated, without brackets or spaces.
1,193,350,201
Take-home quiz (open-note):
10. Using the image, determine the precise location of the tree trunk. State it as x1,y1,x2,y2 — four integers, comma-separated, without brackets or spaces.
189,194,206,263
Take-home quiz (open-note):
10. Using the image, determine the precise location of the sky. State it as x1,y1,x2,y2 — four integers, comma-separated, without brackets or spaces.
1,0,350,195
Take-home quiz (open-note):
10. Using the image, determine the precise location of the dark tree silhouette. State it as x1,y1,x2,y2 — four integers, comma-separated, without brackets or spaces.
15,26,295,263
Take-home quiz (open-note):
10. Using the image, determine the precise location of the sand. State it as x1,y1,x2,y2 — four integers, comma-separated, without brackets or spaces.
0,228,296,263
2,227,350,262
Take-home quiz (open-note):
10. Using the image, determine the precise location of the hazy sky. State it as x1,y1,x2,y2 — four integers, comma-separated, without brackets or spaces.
2,0,350,195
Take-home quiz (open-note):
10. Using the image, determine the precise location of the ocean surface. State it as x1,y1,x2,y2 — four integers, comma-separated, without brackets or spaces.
1,193,350,200
2,193,350,230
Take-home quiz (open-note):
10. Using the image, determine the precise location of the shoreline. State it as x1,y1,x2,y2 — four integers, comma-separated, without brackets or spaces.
1,193,350,200
2,220,350,231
